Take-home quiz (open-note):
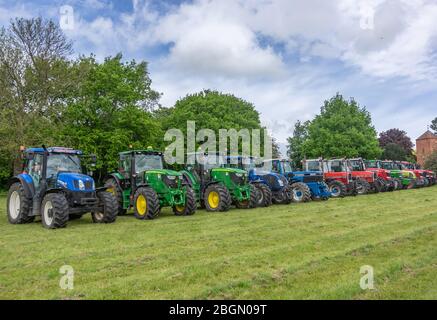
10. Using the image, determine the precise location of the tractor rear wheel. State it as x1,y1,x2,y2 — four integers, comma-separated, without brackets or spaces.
7,182,34,224
173,187,196,216
253,183,272,207
92,192,118,223
236,184,258,209
355,178,370,195
290,182,311,203
134,187,160,219
204,184,231,212
104,178,127,215
377,178,388,192
370,179,382,193
327,180,346,198
41,193,69,229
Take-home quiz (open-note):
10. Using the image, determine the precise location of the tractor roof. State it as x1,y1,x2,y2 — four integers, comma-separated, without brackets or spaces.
25,147,82,155
119,150,162,156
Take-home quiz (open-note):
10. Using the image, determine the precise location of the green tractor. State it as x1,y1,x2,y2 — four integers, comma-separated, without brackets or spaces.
104,148,196,219
180,152,257,211
380,160,416,190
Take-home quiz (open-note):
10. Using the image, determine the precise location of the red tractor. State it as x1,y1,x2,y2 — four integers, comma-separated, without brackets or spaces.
398,161,435,186
347,158,384,193
363,160,396,192
304,158,357,198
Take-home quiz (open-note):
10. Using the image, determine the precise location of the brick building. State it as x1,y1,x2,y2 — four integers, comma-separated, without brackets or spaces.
416,130,437,167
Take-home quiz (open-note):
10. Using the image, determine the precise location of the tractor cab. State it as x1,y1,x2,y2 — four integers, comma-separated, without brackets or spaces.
381,160,417,189
181,152,256,211
106,148,194,219
7,146,117,229
269,159,330,202
347,158,379,193
304,158,355,197
362,159,395,192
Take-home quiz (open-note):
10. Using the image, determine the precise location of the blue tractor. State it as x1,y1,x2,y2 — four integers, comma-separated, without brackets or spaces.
7,146,118,229
226,156,292,206
264,159,331,202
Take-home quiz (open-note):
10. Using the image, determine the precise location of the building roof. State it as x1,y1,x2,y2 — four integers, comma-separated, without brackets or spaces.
416,130,437,141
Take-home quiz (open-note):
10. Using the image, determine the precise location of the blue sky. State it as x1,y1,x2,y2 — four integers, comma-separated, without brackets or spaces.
1,0,436,153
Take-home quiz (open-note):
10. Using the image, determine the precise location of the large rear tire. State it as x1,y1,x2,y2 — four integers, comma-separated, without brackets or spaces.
355,178,371,195
104,178,127,215
290,182,311,203
134,187,160,219
41,193,69,229
92,192,118,223
173,187,196,216
7,183,34,224
204,184,231,212
327,180,346,198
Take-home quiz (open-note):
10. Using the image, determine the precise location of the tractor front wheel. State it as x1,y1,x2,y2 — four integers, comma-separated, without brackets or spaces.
7,183,34,224
134,187,160,219
236,184,258,209
41,193,69,229
327,180,346,198
204,184,231,212
290,182,311,203
173,187,197,216
253,183,272,207
92,192,118,223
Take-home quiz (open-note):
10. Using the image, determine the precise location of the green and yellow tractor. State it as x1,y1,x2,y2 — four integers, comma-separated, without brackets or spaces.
104,148,196,219
380,160,417,190
180,152,257,212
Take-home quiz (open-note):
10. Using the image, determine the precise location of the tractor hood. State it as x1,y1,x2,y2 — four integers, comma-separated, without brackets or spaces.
211,167,247,175
144,169,182,177
56,172,95,191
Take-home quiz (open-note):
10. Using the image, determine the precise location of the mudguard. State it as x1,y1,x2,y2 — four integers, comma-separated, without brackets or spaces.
8,174,35,199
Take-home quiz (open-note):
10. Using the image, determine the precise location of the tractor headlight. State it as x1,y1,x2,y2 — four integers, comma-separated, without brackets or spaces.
278,179,284,187
78,180,85,191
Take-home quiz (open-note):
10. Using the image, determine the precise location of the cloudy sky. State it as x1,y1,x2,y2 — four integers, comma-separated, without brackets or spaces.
1,0,437,152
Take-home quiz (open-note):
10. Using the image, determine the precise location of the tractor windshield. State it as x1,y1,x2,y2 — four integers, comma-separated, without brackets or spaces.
306,160,321,171
196,153,225,170
348,159,365,171
281,161,293,173
242,157,256,171
47,153,82,178
328,160,348,172
365,160,380,169
381,162,396,170
135,154,163,172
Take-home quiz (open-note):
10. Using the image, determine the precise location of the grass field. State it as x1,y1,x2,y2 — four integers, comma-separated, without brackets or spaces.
0,186,436,300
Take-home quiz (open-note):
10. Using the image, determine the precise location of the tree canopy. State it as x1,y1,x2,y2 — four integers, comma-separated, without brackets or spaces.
431,117,437,133
287,120,310,168
379,128,414,158
300,94,382,159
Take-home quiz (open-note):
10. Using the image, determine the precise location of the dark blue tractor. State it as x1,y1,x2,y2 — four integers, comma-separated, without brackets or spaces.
226,156,292,206
6,146,118,229
265,159,331,202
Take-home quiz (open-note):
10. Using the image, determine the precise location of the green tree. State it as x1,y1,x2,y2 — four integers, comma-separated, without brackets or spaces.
159,90,263,153
61,54,161,181
379,128,414,157
0,17,74,186
381,143,407,161
301,94,382,159
287,120,310,168
424,151,437,172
